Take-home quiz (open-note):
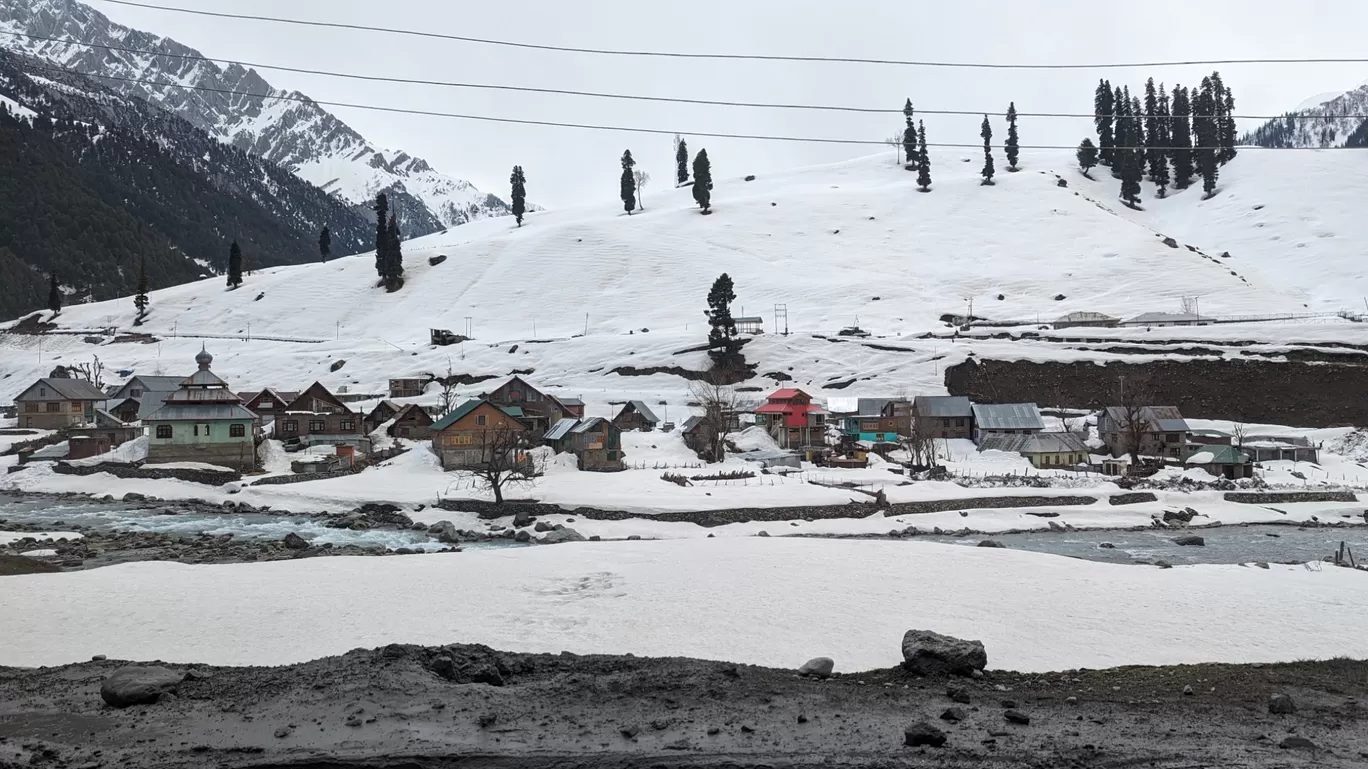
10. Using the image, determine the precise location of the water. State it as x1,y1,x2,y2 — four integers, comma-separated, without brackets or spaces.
928,524,1368,566
0,496,516,552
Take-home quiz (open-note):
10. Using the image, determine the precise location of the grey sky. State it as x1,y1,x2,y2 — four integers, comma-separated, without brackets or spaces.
95,0,1368,208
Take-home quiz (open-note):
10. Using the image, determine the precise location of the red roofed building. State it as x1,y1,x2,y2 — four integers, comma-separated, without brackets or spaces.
754,388,828,455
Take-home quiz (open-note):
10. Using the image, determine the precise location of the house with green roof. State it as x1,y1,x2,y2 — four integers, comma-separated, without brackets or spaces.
143,348,258,471
431,399,530,470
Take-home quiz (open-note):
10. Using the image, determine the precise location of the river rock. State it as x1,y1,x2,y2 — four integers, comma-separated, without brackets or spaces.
428,521,461,544
514,529,532,543
534,520,554,532
1163,509,1196,524
977,540,1005,548
100,665,184,707
282,532,309,550
1173,535,1205,547
1279,736,1316,750
539,527,586,545
940,707,967,722
1268,693,1296,714
903,721,947,747
513,509,534,528
901,630,988,676
1004,710,1030,725
798,657,834,679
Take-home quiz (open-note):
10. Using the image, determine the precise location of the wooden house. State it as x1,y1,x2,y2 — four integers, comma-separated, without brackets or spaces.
389,378,428,398
13,377,109,430
912,396,974,440
979,432,1090,469
104,375,186,423
970,403,1045,445
839,399,902,443
544,417,626,471
430,399,529,470
363,400,402,433
388,404,434,440
1098,406,1189,461
754,388,828,458
483,376,579,435
612,400,660,432
143,349,258,471
278,382,364,447
238,389,299,425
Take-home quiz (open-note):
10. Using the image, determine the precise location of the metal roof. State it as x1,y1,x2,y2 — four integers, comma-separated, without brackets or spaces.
1102,406,1189,433
1186,445,1249,465
971,403,1045,431
571,417,608,435
144,402,257,422
624,400,660,423
1120,312,1215,325
979,432,1088,455
734,316,764,323
558,396,584,407
856,398,895,417
19,378,109,401
431,399,521,432
544,417,578,441
110,375,186,399
679,415,705,433
1055,311,1118,323
914,396,973,418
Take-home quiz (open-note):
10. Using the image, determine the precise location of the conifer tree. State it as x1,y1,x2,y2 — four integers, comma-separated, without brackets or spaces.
227,241,243,288
1170,85,1195,189
916,121,931,191
1095,79,1115,166
373,193,389,278
1152,86,1172,197
47,273,61,315
1005,102,1020,171
706,273,741,368
692,149,713,213
509,165,527,226
1220,86,1238,164
1076,138,1099,177
386,213,404,282
1194,78,1220,198
318,226,331,263
134,257,149,315
1111,88,1130,180
980,115,995,185
620,150,637,214
1144,78,1161,182
1115,97,1142,207
675,138,689,185
1131,95,1146,182
902,98,917,165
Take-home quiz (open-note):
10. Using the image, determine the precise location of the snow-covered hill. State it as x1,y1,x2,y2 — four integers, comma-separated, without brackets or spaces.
4,149,1368,414
0,0,510,235
1244,81,1368,148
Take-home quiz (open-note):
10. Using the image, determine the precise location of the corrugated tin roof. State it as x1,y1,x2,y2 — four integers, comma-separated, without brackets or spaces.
980,432,1089,455
856,398,895,417
571,417,608,434
21,378,108,401
914,396,973,418
1186,445,1249,465
432,400,488,432
133,389,180,419
558,396,584,407
625,400,660,423
971,403,1045,431
544,418,578,441
679,415,705,433
1055,311,1118,323
1102,406,1189,433
1121,312,1215,325
145,403,257,422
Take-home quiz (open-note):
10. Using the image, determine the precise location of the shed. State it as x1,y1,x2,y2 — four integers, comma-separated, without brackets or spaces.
1052,311,1120,329
1185,445,1253,479
613,400,660,432
735,316,764,334
1120,312,1216,327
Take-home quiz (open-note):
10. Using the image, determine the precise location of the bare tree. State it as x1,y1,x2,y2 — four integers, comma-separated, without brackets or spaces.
634,169,650,211
469,424,539,505
901,419,942,469
1230,421,1248,450
1114,374,1155,468
67,355,106,390
688,377,741,463
437,362,459,417
885,133,904,164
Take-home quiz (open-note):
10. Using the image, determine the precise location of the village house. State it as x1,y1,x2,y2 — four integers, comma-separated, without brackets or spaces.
388,404,434,440
104,375,185,424
839,398,902,443
143,349,258,471
277,383,366,450
389,378,428,399
483,376,581,436
1185,445,1254,479
970,403,1045,445
1241,435,1320,464
430,399,529,470
1119,312,1215,328
679,415,709,458
979,432,1090,469
363,400,402,433
1098,406,1189,460
545,417,626,471
911,396,974,440
67,409,142,460
237,389,299,425
612,400,660,432
1052,311,1120,330
754,388,828,457
13,377,109,430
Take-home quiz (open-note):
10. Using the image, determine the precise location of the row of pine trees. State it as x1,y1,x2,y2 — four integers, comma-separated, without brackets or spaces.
1077,73,1238,204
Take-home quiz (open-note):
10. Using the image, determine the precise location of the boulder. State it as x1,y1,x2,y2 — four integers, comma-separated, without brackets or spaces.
514,529,532,543
976,540,1005,548
901,630,988,676
534,521,554,533
903,721,947,748
797,657,834,679
539,527,586,545
939,707,967,722
282,532,310,550
428,521,461,544
1279,736,1316,750
1268,693,1296,714
1173,535,1205,547
513,509,534,528
946,685,972,704
100,665,184,707
1004,710,1030,725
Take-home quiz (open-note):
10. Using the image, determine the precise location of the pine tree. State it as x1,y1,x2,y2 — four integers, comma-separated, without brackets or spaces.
692,149,713,213
134,257,149,315
1220,86,1238,164
1111,87,1129,180
1095,79,1115,166
373,193,389,279
902,98,917,165
705,273,741,368
227,241,243,288
1116,96,1142,207
509,165,527,226
1004,102,1020,171
1170,85,1194,189
1144,78,1161,182
1152,86,1172,197
620,150,637,214
916,121,931,191
47,273,61,315
1076,138,1099,177
318,226,331,263
386,213,404,282
1131,95,1146,185
675,138,689,185
980,115,995,185
1194,77,1220,198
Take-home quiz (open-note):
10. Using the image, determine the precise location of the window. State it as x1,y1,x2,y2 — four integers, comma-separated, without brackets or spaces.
510,390,523,401
229,424,246,438
282,420,298,433
24,403,37,413
477,414,487,426
453,434,474,445
955,418,965,427
156,425,173,439
131,388,142,398
71,402,83,412
1165,433,1179,443
941,418,951,427
340,420,355,431
39,388,46,397
309,420,325,432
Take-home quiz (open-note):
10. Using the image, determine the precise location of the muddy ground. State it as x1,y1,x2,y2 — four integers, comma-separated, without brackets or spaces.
1,645,1365,768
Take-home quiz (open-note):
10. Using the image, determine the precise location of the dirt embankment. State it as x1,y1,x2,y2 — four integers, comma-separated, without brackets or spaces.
1,645,1365,768
947,358,1368,427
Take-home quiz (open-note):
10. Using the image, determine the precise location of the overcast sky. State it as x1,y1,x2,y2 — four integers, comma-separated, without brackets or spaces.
95,0,1368,208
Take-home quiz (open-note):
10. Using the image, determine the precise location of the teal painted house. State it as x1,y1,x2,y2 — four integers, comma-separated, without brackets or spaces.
144,349,259,471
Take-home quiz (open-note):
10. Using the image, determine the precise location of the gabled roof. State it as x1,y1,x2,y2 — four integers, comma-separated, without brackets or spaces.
971,403,1045,431
366,400,401,419
620,400,660,423
1102,406,1188,433
1121,312,1215,325
145,402,258,422
1055,311,1118,323
856,398,895,417
571,416,612,435
110,375,186,399
430,399,525,432
679,415,705,433
18,378,109,401
914,395,973,418
1186,445,1249,465
558,396,584,407
980,432,1089,455
544,417,579,441
392,403,433,425
766,388,808,401
283,382,354,415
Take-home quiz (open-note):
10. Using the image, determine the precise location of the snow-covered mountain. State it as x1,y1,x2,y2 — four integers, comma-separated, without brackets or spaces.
1244,82,1368,149
0,0,510,236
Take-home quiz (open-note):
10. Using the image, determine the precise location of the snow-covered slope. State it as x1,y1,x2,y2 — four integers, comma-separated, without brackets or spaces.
0,0,510,235
1245,82,1368,148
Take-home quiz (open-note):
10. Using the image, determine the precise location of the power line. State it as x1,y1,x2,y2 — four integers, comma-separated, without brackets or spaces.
7,31,1366,122
93,0,1368,71
17,61,1363,151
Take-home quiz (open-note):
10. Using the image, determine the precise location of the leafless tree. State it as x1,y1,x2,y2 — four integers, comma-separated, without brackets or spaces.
901,419,942,469
634,169,650,211
469,424,539,505
437,361,459,417
67,355,106,390
885,133,904,164
1114,374,1155,467
1230,421,1248,450
688,376,741,463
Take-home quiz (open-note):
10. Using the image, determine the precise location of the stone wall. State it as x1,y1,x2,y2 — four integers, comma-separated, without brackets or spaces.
1223,491,1359,504
1108,492,1158,506
945,358,1368,427
54,462,240,486
251,468,362,486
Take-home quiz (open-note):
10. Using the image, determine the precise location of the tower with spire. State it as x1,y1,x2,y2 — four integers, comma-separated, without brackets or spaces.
143,348,259,471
